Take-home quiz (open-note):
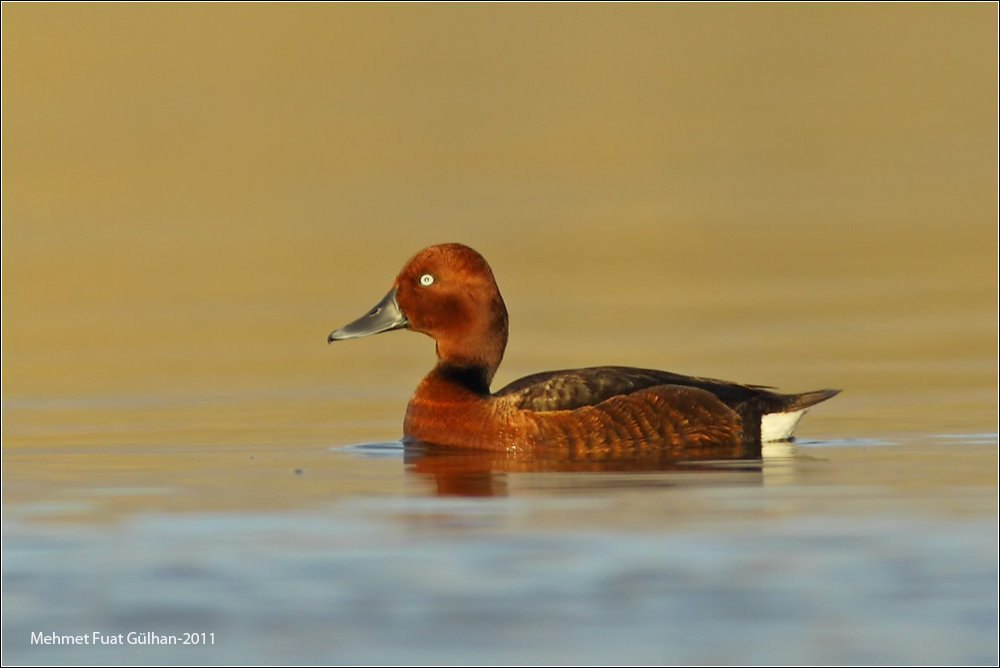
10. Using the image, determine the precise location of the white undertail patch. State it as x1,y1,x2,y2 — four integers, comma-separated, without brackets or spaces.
760,409,806,442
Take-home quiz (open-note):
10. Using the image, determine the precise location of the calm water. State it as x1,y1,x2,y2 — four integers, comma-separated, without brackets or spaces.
3,5,997,665
2,435,998,664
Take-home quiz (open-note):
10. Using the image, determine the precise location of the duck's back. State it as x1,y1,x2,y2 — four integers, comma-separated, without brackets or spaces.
494,365,839,444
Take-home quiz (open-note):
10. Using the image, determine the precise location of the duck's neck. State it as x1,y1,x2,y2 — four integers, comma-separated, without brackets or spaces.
432,298,508,389
431,361,493,397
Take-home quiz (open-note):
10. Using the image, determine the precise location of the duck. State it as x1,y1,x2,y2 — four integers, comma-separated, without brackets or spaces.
328,243,838,455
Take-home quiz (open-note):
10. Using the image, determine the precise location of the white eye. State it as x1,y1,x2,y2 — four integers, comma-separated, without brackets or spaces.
419,274,434,286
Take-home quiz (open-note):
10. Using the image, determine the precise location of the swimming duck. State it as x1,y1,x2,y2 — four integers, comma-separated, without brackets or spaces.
328,243,838,454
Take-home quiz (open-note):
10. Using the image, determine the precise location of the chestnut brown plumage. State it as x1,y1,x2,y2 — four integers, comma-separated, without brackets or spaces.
329,243,839,454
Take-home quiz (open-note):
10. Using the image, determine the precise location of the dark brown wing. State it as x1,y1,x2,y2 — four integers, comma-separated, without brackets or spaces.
494,365,839,415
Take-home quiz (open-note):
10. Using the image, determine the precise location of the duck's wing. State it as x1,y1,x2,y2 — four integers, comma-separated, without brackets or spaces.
494,365,837,414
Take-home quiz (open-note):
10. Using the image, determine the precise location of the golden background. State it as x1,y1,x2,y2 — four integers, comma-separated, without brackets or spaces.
2,5,996,507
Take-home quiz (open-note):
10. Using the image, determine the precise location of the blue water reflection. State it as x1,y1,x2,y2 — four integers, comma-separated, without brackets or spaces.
4,508,996,665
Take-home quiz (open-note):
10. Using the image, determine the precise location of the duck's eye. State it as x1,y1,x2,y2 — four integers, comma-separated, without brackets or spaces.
419,274,434,286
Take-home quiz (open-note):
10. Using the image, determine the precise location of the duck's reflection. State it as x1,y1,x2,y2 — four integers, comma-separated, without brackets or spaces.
404,438,766,497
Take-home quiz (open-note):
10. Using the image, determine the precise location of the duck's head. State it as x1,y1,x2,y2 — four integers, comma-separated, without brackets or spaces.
328,243,509,383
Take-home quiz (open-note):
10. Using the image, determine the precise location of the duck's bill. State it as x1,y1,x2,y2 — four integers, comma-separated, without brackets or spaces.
328,287,409,342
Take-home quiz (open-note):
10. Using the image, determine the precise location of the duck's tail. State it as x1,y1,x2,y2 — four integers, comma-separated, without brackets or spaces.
761,388,840,442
